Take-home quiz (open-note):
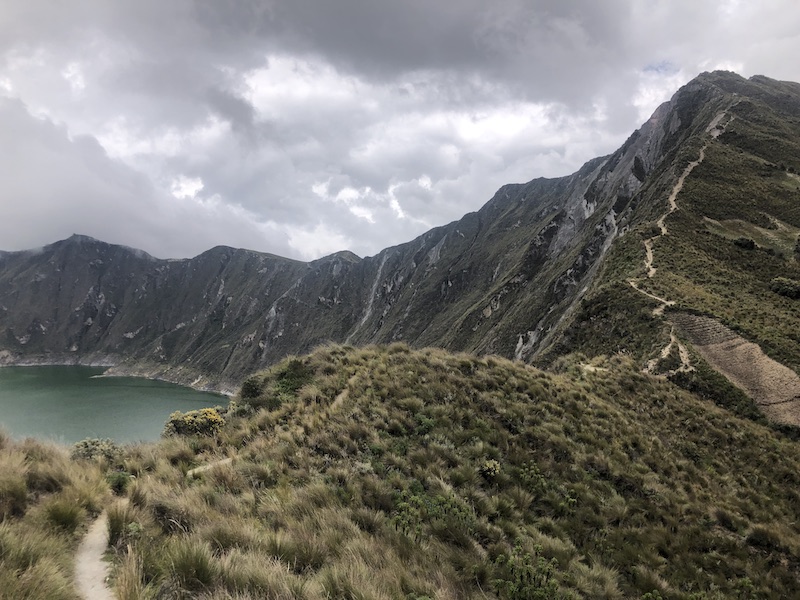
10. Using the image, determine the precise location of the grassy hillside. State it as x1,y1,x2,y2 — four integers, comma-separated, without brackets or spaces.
0,434,109,599
550,74,800,420
59,344,798,599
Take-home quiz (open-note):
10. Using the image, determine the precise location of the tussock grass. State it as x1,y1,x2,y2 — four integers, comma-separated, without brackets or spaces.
0,435,109,598
97,344,800,599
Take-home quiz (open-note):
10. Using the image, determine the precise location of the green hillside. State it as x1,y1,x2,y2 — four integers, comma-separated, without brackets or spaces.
3,73,800,599
4,344,789,599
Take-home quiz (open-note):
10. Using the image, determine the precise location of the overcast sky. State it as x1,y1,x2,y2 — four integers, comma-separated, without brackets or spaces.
1,1,799,260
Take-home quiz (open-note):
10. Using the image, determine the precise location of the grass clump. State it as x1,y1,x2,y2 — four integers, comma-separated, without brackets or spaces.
0,436,109,598
104,344,800,599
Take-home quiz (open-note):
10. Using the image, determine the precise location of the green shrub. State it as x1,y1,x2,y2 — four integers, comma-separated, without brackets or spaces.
71,438,121,463
163,408,224,437
107,470,132,495
239,375,263,400
733,237,756,250
492,544,564,599
769,277,800,299
274,358,313,395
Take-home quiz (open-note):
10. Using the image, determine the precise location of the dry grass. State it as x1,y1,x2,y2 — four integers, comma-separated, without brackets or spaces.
90,344,800,599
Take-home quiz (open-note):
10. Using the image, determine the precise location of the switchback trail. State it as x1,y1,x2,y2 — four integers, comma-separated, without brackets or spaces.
627,107,735,375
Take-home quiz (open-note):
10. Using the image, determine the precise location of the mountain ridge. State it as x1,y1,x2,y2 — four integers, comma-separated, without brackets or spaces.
1,71,798,423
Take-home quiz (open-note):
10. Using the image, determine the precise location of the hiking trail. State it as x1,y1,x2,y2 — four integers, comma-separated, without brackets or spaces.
628,107,735,375
75,500,128,600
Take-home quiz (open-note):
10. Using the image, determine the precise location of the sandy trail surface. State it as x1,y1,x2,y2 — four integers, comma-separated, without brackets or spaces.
75,509,116,600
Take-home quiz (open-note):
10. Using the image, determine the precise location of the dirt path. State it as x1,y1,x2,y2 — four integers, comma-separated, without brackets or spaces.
626,108,736,376
187,456,233,478
75,504,123,600
621,102,800,425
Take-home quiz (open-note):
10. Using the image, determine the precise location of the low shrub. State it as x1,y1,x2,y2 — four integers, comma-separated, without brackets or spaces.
239,375,263,400
163,408,224,437
71,438,121,463
492,544,564,600
107,470,132,495
733,237,756,250
769,277,800,299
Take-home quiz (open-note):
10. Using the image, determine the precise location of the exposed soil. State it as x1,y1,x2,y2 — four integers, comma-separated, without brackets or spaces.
75,507,118,600
672,313,800,426
187,456,234,478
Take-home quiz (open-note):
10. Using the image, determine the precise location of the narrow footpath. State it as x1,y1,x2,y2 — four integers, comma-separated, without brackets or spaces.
627,108,735,375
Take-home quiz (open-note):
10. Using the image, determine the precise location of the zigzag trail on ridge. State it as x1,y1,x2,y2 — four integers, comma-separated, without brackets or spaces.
624,106,800,426
625,109,733,375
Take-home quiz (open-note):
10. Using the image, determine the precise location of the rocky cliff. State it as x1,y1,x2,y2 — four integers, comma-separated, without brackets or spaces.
2,71,798,399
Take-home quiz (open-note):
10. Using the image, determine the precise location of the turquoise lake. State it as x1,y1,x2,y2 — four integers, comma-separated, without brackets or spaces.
0,366,226,444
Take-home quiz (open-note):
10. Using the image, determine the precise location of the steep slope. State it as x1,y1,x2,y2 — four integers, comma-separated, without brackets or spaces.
550,72,800,424
105,345,800,599
0,75,695,390
1,72,798,421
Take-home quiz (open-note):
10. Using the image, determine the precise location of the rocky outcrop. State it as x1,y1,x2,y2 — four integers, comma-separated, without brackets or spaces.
0,71,782,389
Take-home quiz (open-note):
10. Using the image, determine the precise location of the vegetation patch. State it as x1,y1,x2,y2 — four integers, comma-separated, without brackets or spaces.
93,345,800,599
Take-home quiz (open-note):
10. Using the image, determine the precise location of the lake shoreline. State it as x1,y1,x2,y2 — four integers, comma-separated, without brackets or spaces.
0,365,226,444
0,350,236,397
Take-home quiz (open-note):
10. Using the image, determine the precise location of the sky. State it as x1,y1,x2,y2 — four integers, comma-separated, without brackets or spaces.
1,1,799,260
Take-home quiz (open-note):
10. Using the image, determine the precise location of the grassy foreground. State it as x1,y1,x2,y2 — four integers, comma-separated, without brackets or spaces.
0,434,109,599
111,345,800,599
3,343,800,598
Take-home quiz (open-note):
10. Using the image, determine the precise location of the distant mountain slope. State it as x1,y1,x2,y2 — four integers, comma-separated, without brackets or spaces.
550,72,800,424
1,72,798,421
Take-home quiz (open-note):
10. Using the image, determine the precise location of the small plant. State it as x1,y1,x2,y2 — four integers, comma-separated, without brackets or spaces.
163,408,225,437
492,544,563,600
71,438,121,463
769,277,800,299
480,459,502,481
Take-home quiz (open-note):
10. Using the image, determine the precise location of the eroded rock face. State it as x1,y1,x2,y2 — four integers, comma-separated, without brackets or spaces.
0,71,769,388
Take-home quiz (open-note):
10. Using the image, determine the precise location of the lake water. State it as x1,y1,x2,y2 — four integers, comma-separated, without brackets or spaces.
0,366,227,444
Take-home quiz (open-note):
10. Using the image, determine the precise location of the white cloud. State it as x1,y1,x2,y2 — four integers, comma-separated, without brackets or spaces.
286,222,353,260
1,0,800,261
170,175,204,199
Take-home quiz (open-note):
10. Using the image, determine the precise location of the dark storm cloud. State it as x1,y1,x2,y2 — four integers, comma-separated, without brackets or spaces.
1,1,799,259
